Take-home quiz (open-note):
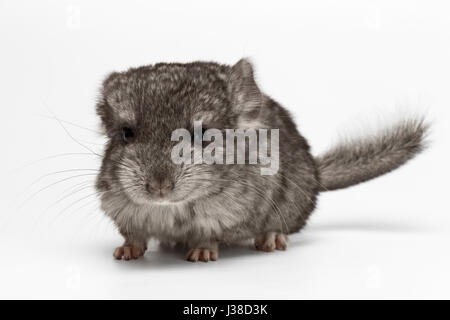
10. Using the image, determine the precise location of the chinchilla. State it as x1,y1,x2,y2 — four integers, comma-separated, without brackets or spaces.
95,59,428,262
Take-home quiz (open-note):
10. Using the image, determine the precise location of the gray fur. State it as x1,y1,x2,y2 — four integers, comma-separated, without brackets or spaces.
95,59,428,260
317,118,429,191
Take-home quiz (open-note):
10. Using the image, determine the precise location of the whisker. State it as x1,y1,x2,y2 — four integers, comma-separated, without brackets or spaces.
35,113,103,135
18,173,98,209
44,183,95,212
43,104,99,156
13,153,99,172
23,169,99,192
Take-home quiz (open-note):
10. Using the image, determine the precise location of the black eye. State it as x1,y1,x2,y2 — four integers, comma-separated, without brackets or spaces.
122,127,135,143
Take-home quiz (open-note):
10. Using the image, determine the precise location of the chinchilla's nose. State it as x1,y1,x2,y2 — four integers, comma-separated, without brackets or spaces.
145,174,174,196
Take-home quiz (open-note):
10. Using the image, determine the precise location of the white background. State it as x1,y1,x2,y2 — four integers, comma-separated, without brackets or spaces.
1,0,449,299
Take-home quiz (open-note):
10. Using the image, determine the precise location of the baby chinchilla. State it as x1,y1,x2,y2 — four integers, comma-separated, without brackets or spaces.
95,59,428,262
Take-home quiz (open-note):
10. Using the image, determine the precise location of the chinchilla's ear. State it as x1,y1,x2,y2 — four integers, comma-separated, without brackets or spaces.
96,71,121,135
229,58,262,119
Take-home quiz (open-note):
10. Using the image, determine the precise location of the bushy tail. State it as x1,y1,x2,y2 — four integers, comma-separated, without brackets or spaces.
316,117,429,192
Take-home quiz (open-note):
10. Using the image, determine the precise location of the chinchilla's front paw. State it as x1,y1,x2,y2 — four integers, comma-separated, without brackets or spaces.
113,244,147,260
186,243,219,262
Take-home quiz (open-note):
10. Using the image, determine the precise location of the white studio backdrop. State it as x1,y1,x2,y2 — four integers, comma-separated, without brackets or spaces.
0,0,449,299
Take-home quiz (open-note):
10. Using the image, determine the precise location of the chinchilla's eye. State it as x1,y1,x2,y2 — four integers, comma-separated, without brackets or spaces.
122,127,135,143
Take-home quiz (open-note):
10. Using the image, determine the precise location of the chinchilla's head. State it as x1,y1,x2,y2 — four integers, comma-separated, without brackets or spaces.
96,59,263,205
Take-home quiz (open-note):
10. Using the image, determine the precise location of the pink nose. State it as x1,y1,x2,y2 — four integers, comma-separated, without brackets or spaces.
145,177,174,196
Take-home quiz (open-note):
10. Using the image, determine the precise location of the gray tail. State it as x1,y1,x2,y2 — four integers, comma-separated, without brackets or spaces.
316,117,429,192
